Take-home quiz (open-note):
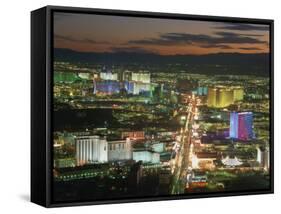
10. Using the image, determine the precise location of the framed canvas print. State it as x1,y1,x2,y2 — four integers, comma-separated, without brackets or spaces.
31,6,274,207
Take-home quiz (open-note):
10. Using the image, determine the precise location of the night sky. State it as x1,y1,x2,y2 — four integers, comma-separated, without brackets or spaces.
54,12,269,55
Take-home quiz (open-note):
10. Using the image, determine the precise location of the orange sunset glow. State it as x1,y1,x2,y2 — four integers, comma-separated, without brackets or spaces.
54,12,270,55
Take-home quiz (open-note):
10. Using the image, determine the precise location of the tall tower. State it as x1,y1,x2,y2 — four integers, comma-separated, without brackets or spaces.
218,88,234,108
230,112,253,140
125,137,133,160
207,87,217,107
93,77,97,94
207,86,234,108
256,146,270,171
230,112,239,139
233,87,244,101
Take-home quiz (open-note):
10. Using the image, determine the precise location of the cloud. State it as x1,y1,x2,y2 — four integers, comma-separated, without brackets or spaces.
111,46,156,54
238,47,262,51
128,31,267,48
213,32,267,44
54,34,110,45
200,44,233,49
214,23,269,31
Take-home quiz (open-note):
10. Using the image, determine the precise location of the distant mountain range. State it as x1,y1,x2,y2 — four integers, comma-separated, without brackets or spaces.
54,48,270,76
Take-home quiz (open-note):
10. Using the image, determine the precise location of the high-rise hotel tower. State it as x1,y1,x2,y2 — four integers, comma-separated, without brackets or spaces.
207,86,244,108
229,112,253,140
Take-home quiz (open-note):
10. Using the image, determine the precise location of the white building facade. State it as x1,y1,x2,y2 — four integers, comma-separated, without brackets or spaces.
256,147,270,171
100,72,118,81
108,138,132,161
131,72,151,83
75,135,108,166
133,150,160,163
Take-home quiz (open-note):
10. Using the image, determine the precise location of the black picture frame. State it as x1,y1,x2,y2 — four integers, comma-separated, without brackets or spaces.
31,5,274,208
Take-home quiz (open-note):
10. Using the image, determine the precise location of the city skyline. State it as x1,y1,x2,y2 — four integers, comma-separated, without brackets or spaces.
54,12,270,55
52,12,271,203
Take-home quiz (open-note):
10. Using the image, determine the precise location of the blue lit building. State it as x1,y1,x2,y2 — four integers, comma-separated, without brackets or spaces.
124,81,134,94
230,112,239,139
197,87,208,96
123,81,151,95
94,80,120,94
192,87,208,96
230,112,253,140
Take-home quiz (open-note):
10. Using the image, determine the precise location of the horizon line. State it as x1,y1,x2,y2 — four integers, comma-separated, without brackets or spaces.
54,47,270,57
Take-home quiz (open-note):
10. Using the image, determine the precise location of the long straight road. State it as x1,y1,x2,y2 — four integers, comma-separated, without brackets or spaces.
171,96,197,194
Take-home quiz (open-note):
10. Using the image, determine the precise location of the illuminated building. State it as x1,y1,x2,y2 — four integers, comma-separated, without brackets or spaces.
78,73,91,80
133,150,160,163
75,136,108,166
54,72,80,83
94,80,120,94
157,131,174,138
100,71,118,81
121,131,145,140
131,72,150,83
170,90,179,104
233,86,244,101
193,87,208,96
207,86,234,108
207,87,217,107
189,175,208,189
124,81,134,94
123,81,151,95
121,70,132,81
191,152,217,170
133,82,151,95
218,87,233,107
201,130,229,144
256,146,270,171
230,112,253,140
151,143,165,153
221,156,242,167
108,138,132,161
54,158,76,168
